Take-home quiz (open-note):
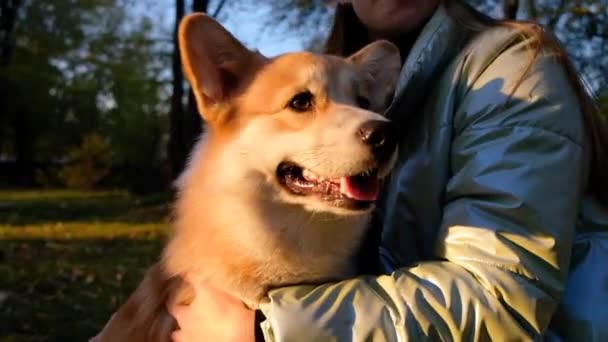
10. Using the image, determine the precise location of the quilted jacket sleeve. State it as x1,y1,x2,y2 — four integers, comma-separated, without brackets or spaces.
257,29,589,342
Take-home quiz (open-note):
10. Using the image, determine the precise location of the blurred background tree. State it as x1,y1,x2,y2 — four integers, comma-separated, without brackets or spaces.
1,0,171,192
0,0,605,194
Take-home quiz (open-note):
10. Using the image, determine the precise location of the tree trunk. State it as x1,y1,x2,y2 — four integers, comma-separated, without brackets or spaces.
503,0,519,19
192,0,209,12
168,0,186,180
1,0,22,142
0,0,21,66
2,0,27,185
13,108,33,185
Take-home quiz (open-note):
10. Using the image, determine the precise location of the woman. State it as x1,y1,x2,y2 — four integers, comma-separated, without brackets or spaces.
172,0,608,340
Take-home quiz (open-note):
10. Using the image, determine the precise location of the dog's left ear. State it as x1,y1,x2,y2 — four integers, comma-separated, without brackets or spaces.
179,13,265,123
348,40,401,111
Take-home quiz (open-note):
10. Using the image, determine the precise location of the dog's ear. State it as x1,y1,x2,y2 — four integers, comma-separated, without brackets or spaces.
348,40,401,111
178,13,262,123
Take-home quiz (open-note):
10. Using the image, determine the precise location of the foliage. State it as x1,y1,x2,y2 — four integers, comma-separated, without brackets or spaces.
529,0,608,92
467,0,608,93
1,0,171,189
0,190,168,341
57,133,112,190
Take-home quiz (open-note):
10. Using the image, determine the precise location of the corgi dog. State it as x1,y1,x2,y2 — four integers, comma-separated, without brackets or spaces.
97,13,401,341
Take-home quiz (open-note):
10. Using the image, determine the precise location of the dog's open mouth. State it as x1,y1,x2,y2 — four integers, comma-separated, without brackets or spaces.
276,162,380,210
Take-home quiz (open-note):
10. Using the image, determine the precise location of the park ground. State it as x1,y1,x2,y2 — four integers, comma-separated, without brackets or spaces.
0,190,170,341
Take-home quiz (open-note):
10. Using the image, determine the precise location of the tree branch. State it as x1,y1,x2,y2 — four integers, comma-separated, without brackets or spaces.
211,0,227,18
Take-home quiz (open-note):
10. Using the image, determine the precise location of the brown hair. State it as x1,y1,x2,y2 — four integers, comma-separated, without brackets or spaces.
325,0,608,203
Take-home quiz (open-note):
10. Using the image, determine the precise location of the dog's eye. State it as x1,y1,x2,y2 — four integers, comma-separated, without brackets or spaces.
356,95,370,110
288,91,314,112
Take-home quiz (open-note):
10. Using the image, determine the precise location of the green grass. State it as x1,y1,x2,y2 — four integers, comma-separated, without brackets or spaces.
0,189,170,341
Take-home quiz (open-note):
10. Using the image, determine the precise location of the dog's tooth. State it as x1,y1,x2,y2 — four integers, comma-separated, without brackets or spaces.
339,177,348,195
304,169,324,181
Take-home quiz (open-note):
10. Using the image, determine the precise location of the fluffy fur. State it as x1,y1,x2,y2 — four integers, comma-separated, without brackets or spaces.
96,13,401,342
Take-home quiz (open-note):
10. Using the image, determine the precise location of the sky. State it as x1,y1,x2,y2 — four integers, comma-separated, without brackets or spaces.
138,0,331,57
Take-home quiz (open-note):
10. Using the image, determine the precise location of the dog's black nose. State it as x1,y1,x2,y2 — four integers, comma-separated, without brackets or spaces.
357,120,395,148
357,120,397,162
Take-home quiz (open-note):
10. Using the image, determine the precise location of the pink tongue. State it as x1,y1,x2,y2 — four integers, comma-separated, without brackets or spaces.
339,176,380,201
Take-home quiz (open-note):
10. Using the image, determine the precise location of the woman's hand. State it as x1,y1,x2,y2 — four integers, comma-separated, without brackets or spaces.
169,275,256,342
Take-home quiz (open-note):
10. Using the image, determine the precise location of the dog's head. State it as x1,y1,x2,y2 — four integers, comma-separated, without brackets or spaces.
179,14,401,216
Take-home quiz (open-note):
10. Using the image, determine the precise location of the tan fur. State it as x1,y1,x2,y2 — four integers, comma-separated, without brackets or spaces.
98,13,401,341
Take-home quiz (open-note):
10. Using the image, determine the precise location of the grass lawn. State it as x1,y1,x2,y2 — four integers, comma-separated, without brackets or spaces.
0,189,171,341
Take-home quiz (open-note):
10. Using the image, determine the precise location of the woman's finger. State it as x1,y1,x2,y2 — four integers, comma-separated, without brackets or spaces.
171,329,187,342
88,312,117,342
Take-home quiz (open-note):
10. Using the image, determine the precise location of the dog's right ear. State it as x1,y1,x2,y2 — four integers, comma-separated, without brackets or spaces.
347,40,401,112
179,14,262,123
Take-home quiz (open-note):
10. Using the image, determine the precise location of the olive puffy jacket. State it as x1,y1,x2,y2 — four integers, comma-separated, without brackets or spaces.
257,4,608,341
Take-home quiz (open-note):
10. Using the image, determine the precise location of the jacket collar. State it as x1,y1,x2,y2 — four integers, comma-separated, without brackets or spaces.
386,4,469,121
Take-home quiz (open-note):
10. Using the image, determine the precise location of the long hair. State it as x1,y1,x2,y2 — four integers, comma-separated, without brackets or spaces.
324,0,608,203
